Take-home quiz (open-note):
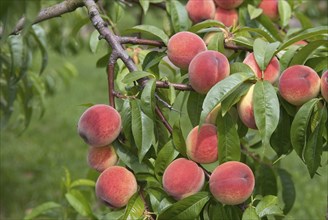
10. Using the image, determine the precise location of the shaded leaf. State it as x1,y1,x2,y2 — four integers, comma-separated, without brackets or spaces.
256,195,283,217
242,206,260,220
121,193,145,220
169,0,190,33
126,25,169,45
278,0,292,28
122,70,154,84
278,169,296,214
24,202,61,220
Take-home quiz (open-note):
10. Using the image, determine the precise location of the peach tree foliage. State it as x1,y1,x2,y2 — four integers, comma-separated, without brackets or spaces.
0,0,327,219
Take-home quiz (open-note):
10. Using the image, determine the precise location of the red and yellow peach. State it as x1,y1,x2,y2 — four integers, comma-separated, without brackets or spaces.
186,0,216,23
87,145,118,172
321,70,328,102
214,7,238,27
237,85,257,129
214,0,244,9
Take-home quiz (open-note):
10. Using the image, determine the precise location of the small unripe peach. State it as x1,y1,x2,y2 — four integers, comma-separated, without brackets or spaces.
167,31,207,70
209,161,255,205
186,124,218,164
237,85,257,129
278,65,320,106
162,158,205,200
243,52,280,84
96,166,137,208
87,145,118,172
214,0,244,9
259,0,279,21
188,50,230,94
78,104,121,147
214,7,238,27
321,70,328,102
186,0,216,23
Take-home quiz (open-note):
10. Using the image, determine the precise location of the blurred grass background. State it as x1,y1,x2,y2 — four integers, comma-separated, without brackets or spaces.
1,0,328,219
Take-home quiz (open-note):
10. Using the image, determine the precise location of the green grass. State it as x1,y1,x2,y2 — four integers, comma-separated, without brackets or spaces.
1,49,327,220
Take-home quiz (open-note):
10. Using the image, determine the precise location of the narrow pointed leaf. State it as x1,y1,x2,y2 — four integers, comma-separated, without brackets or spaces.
24,202,61,220
278,169,296,214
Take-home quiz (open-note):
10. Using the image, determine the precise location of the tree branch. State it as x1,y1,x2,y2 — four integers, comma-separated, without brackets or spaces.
2,0,85,36
120,37,165,47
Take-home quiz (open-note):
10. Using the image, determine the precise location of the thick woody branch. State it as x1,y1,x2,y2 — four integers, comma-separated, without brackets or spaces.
2,0,85,36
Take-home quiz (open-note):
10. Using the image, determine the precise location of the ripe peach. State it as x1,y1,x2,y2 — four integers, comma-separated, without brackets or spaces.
214,7,238,27
167,31,207,70
87,145,118,172
259,0,279,21
162,158,205,200
321,70,328,102
96,166,137,208
243,52,280,84
214,0,244,9
209,161,255,205
186,0,216,23
78,104,121,147
278,65,321,106
188,50,230,94
186,124,218,164
237,84,257,129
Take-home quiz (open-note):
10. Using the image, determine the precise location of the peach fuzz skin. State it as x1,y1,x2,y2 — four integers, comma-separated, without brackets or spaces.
186,0,216,24
209,161,255,205
237,85,257,129
186,124,218,164
78,104,121,147
162,158,205,200
321,70,328,102
214,7,238,27
188,50,230,94
243,52,280,84
214,0,244,9
259,0,279,21
96,166,137,208
167,31,207,70
87,145,118,172
278,65,320,106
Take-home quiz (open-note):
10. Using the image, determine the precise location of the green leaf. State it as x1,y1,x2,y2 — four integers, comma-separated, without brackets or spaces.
96,53,110,68
121,193,145,220
304,105,327,177
126,25,169,45
278,0,292,28
256,164,278,196
270,106,292,156
200,72,255,126
248,4,263,20
278,26,328,51
112,141,151,174
279,45,299,71
256,15,283,41
209,202,242,220
255,195,283,217
154,141,179,181
289,40,328,66
172,120,187,157
109,1,124,23
253,81,280,147
122,70,154,84
31,25,48,75
24,202,61,220
89,30,99,53
305,56,328,73
22,0,41,35
237,27,275,43
278,169,296,214
207,31,225,52
253,38,280,71
141,78,156,118
65,190,93,217
188,20,225,33
158,192,210,220
139,0,150,14
142,51,166,71
290,98,319,160
217,111,241,163
169,0,190,33
131,100,155,162
187,92,205,127
70,179,96,188
242,206,260,220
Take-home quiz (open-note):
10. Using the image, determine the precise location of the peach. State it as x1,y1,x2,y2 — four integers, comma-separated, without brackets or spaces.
186,0,216,23
186,124,218,163
214,0,244,9
278,65,321,106
162,158,205,200
259,0,279,21
205,104,221,125
243,52,280,84
167,31,207,70
321,70,328,102
96,166,137,208
188,50,230,94
209,161,255,205
87,145,118,172
214,7,238,27
237,84,257,129
78,104,121,147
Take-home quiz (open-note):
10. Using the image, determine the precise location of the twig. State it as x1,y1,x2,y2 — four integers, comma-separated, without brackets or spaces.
155,106,173,134
240,144,272,167
120,37,165,47
107,58,116,108
156,81,194,91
